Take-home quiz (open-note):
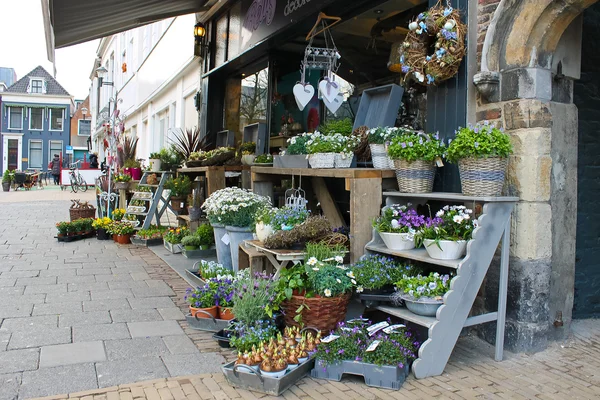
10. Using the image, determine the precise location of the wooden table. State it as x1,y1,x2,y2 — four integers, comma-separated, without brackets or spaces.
251,167,396,263
244,240,306,278
177,166,250,197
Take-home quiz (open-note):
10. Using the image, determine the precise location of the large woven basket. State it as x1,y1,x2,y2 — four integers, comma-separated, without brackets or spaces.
282,293,351,333
69,207,96,221
394,159,435,193
458,157,508,196
370,144,393,170
308,153,336,169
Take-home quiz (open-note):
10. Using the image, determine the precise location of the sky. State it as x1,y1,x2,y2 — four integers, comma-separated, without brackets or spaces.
0,0,98,100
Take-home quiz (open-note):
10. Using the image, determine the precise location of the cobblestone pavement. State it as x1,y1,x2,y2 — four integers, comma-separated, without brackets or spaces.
2,193,600,400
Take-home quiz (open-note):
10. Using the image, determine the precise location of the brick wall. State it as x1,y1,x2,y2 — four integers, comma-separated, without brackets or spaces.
477,0,501,67
573,2,600,318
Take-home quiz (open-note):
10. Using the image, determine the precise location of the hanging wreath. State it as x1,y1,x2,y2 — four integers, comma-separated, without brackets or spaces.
397,1,466,86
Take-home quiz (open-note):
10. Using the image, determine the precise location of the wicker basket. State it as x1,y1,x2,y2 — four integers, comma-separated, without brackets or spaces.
370,144,393,170
69,207,96,221
334,153,354,168
186,160,204,168
393,159,435,193
458,157,508,196
308,153,336,169
282,293,351,333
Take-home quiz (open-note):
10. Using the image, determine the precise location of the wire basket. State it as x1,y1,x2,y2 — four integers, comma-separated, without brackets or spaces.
458,157,508,197
393,159,435,193
308,153,336,169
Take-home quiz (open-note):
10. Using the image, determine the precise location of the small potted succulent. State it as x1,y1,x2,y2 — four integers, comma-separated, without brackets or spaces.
181,235,201,251
239,142,257,165
415,205,475,260
394,272,452,316
372,204,427,251
148,152,162,172
185,280,219,319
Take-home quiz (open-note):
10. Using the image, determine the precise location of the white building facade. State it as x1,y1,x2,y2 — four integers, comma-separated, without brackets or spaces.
90,14,200,163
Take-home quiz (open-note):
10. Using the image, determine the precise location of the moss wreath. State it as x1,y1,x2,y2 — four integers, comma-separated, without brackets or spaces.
398,1,466,86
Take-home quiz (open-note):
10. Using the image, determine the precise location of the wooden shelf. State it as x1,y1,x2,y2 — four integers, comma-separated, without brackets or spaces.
383,191,519,203
138,184,159,188
365,245,462,269
127,211,148,216
252,166,396,179
375,305,436,328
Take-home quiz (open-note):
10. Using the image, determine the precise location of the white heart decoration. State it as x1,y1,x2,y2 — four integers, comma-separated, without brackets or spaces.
293,83,315,111
319,79,340,104
323,93,344,114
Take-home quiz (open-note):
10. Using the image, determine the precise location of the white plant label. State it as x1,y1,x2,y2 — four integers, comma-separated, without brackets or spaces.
366,321,389,333
365,340,381,352
321,334,340,343
383,324,406,334
221,233,230,246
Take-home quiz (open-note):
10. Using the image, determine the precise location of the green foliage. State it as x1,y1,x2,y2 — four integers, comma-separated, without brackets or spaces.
56,221,69,235
233,272,279,322
239,142,256,155
254,154,273,164
171,127,207,160
109,221,135,235
315,327,367,366
255,207,276,225
446,122,513,163
274,263,311,304
304,242,346,263
164,175,192,198
181,235,201,247
415,205,475,248
158,146,185,170
195,223,214,246
367,127,402,145
185,280,218,308
123,159,141,169
113,174,132,183
362,331,418,367
396,272,451,299
306,262,353,298
196,260,230,279
387,131,445,162
351,255,420,291
319,118,354,136
305,132,360,155
285,135,310,155
163,227,190,244
2,170,14,183
149,152,161,159
135,225,168,239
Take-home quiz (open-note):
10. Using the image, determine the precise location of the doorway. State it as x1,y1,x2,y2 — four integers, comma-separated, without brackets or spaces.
2,136,22,171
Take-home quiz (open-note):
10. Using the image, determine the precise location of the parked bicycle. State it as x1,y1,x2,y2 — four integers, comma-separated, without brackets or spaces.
69,161,88,193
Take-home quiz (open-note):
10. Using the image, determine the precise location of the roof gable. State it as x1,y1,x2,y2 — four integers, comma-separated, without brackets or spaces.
6,65,70,96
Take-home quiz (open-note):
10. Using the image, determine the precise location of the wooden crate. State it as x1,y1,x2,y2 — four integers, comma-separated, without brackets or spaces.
238,243,271,275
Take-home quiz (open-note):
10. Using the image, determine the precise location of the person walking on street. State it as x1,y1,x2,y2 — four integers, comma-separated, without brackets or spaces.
50,154,61,185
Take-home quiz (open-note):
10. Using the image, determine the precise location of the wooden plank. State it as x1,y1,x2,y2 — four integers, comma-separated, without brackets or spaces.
349,178,382,264
376,305,436,328
365,245,461,269
252,166,394,179
251,181,274,205
311,177,346,229
118,188,128,210
205,168,226,197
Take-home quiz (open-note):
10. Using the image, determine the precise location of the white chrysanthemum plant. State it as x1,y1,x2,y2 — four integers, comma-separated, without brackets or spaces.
201,187,271,228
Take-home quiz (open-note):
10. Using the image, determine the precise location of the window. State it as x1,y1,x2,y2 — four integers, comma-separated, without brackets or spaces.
8,107,23,129
29,108,43,130
31,79,43,94
49,140,63,162
49,108,64,131
78,120,91,136
29,140,43,169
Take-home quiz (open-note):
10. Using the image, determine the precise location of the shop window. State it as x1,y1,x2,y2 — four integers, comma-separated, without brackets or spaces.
215,14,229,68
8,107,23,130
30,79,43,94
240,68,269,132
29,108,43,130
78,120,91,136
49,140,63,161
50,108,64,131
29,140,43,169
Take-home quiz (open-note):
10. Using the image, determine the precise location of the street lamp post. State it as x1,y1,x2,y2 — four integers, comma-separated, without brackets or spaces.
95,66,124,218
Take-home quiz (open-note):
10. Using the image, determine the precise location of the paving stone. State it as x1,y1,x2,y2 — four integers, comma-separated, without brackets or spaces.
40,268,78,277
68,282,109,292
39,341,106,368
73,323,131,342
94,274,133,282
0,293,45,306
58,275,96,284
0,304,33,318
59,311,111,327
8,326,71,350
104,337,170,360
131,287,176,298
109,309,163,323
157,308,186,321
20,363,98,399
46,291,92,303
83,299,131,312
0,373,21,400
127,321,184,338
0,279,16,287
24,284,67,294
0,330,10,351
110,266,148,274
162,335,198,355
131,273,151,281
91,289,135,300
96,357,169,388
33,301,83,316
47,263,82,270
161,353,225,376
76,268,113,276
0,348,39,374
106,281,150,290
0,270,40,279
16,277,57,286
1,315,58,331
0,286,24,296
127,297,176,310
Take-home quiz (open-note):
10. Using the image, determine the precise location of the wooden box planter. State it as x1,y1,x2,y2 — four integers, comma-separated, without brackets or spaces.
130,237,164,247
273,155,309,169
311,359,410,390
182,247,217,259
164,240,183,254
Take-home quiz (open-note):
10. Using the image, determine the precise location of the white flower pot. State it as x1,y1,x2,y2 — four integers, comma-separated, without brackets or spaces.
379,232,415,251
308,153,336,169
255,222,273,242
423,239,467,260
241,154,256,165
149,159,161,172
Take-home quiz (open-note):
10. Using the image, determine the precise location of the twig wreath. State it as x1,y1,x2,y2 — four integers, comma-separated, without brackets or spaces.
398,1,466,86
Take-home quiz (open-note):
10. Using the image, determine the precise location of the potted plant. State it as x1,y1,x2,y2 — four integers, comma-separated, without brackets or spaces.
271,207,309,231
394,272,452,316
113,174,132,190
351,255,419,295
415,205,475,260
255,207,276,242
372,204,427,251
387,130,445,193
182,235,201,251
229,320,279,354
2,170,14,192
233,271,281,323
216,277,235,320
111,208,126,221
187,188,203,221
149,152,162,172
202,187,271,272
112,221,135,244
333,133,361,168
123,159,142,181
446,121,513,196
163,227,189,253
196,223,215,250
185,280,219,319
275,134,311,168
367,127,400,169
92,217,112,240
305,131,337,168
164,175,192,213
239,142,257,165
56,221,69,241
133,225,168,246
253,154,273,165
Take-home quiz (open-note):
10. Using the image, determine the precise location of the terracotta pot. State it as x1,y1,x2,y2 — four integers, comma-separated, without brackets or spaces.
190,305,218,319
219,307,235,320
116,234,131,244
112,234,118,242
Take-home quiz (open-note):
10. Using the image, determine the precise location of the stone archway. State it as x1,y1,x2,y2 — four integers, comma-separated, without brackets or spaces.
473,0,598,352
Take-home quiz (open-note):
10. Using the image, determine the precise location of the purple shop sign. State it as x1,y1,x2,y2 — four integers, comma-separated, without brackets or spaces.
242,0,276,47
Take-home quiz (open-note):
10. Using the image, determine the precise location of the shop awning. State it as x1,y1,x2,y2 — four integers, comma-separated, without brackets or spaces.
43,0,209,60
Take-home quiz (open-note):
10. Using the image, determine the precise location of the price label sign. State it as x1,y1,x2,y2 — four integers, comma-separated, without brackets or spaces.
365,340,381,352
221,233,230,245
321,334,340,343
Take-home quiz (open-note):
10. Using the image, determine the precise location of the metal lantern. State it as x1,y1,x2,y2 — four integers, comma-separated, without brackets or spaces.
388,42,403,73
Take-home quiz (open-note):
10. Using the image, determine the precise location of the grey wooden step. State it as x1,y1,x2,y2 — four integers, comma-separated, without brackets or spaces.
364,245,462,269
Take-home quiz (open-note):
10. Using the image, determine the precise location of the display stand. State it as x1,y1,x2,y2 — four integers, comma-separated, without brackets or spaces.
364,192,518,379
178,166,250,198
251,167,396,263
123,171,174,230
244,240,306,278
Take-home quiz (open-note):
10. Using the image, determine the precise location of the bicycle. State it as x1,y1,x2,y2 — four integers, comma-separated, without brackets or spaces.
69,161,88,193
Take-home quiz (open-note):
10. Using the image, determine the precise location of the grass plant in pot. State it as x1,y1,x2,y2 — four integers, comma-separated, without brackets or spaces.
415,205,475,260
446,121,513,196
367,127,400,169
388,130,445,193
92,217,112,240
181,235,200,251
165,175,192,214
393,272,452,316
373,204,427,251
185,280,218,319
